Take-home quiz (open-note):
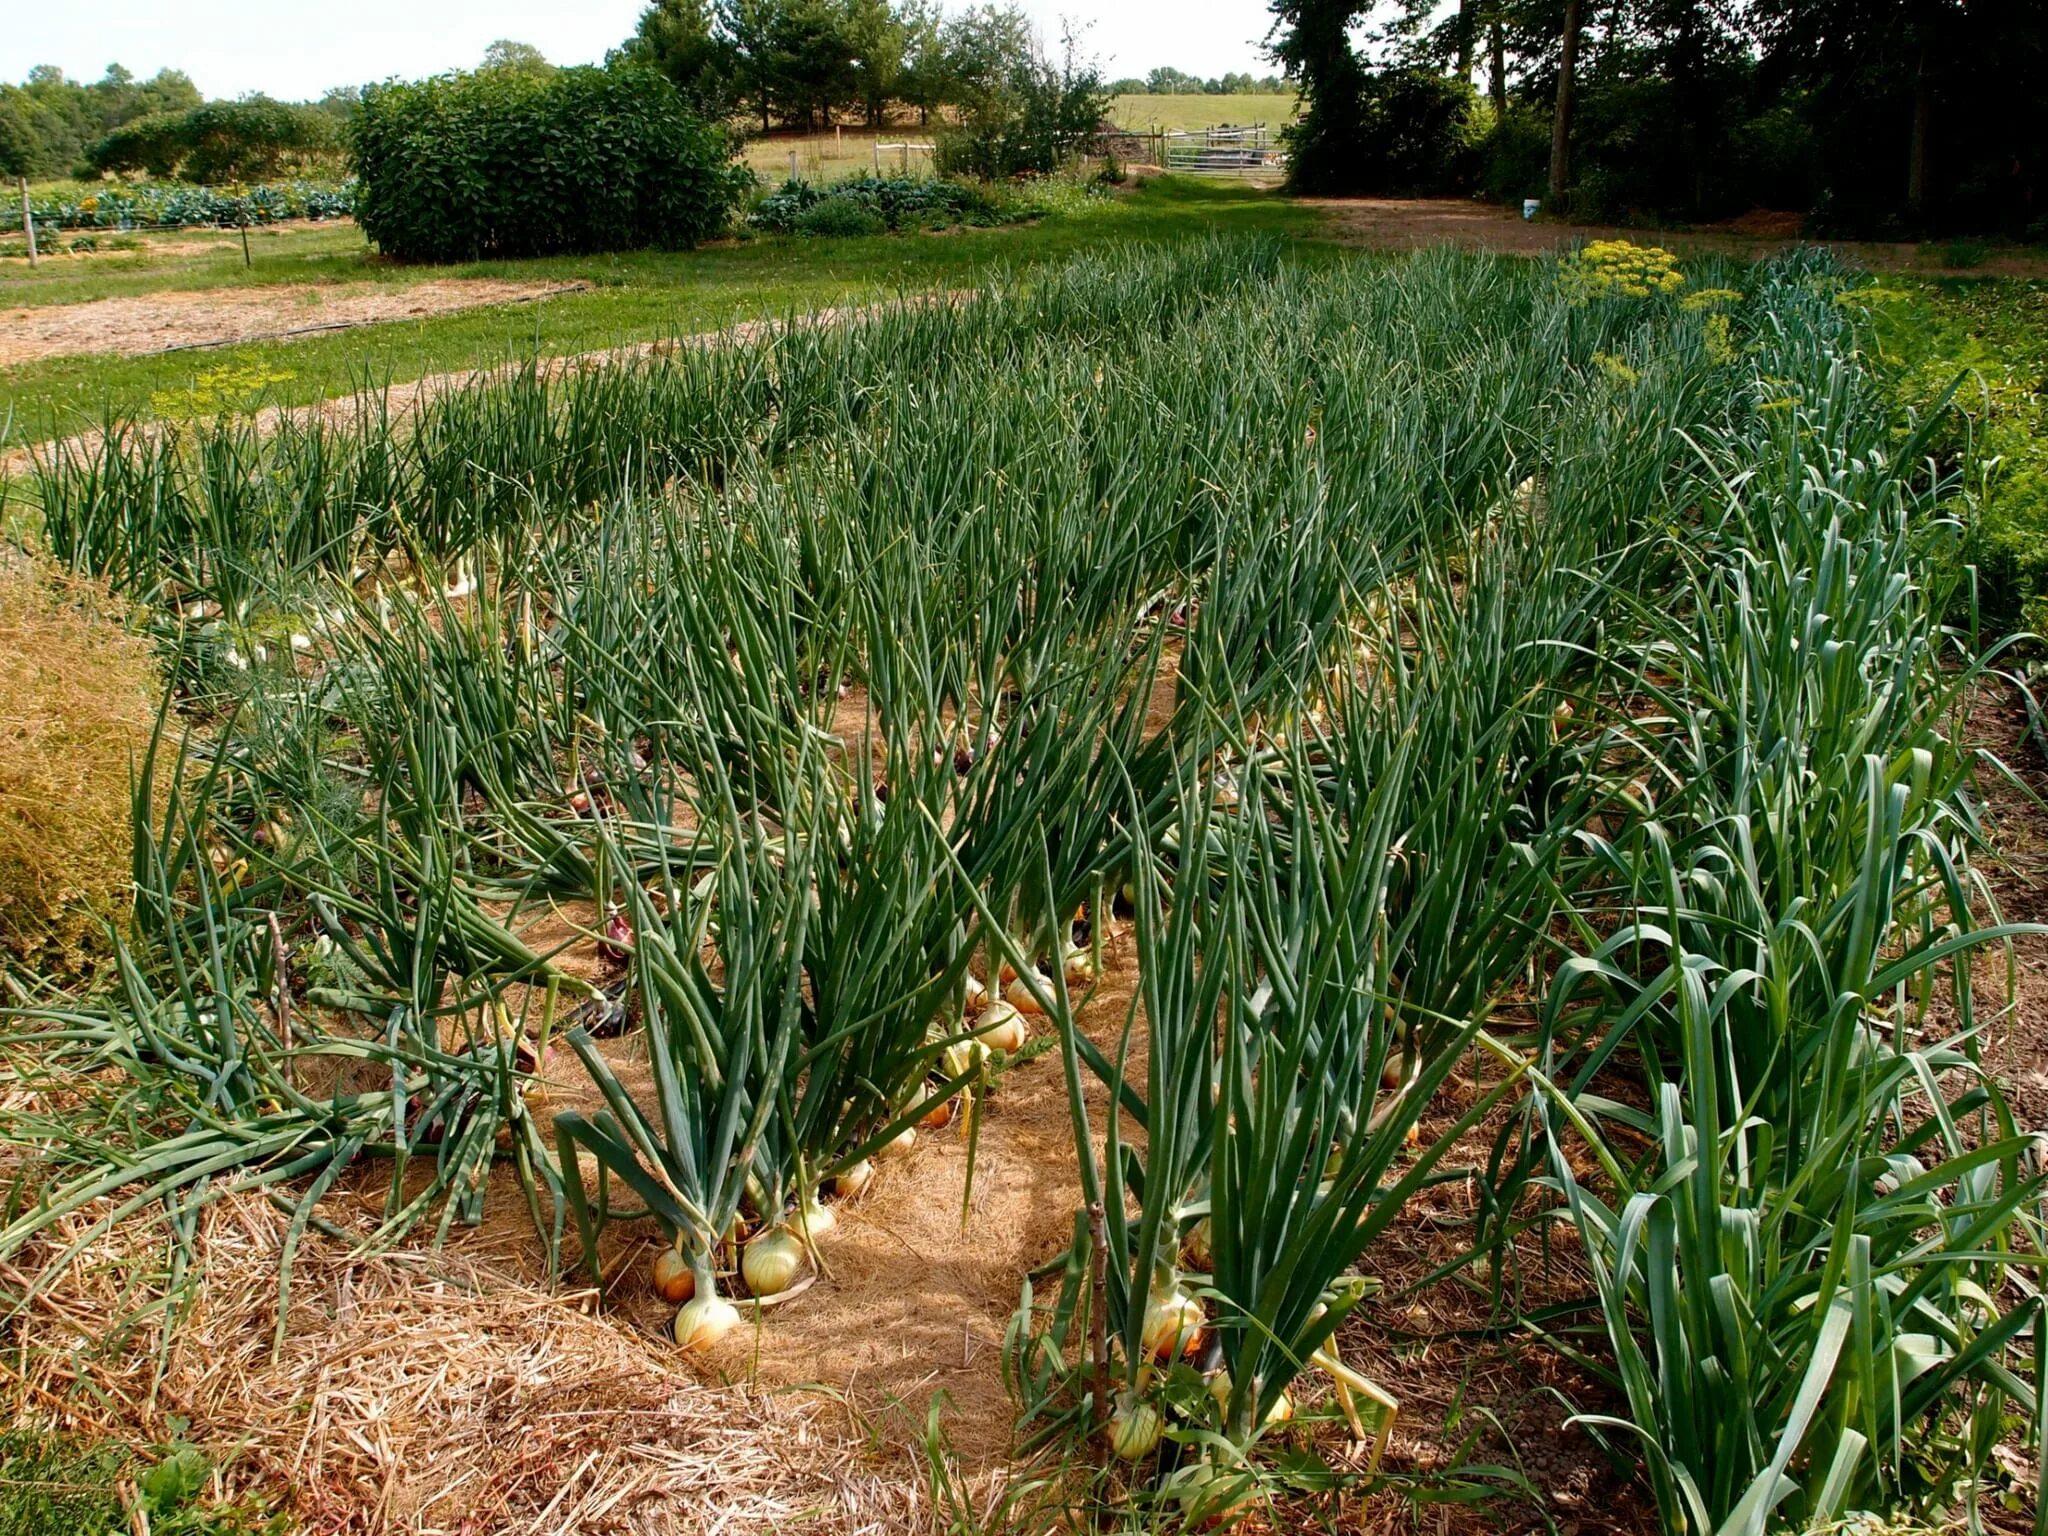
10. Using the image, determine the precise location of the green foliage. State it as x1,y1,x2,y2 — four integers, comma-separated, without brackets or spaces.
931,26,1108,180
1859,278,2048,638
348,63,750,263
22,179,354,233
748,172,1002,234
0,65,201,182
0,1432,283,1536
87,98,338,183
1286,65,1481,196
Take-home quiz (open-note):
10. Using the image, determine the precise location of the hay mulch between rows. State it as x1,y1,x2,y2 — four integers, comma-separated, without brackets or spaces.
2,1194,929,1535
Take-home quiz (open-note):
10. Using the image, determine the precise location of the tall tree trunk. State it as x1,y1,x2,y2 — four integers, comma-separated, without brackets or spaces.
1456,0,1477,83
1548,0,1584,206
1907,40,1932,224
1489,18,1507,118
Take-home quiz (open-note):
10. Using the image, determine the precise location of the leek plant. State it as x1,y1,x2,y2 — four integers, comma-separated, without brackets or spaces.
1533,253,2048,1532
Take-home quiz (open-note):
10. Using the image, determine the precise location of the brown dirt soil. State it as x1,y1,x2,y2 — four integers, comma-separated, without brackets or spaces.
0,279,586,368
1308,197,2048,277
1964,671,2048,1129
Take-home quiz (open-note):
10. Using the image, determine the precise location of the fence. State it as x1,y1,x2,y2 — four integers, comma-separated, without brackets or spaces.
1159,125,1284,178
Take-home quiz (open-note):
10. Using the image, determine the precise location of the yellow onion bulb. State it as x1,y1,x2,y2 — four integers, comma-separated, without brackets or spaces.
1106,1394,1164,1460
920,1095,957,1131
652,1245,696,1304
742,1227,807,1297
793,1197,836,1239
1004,977,1047,1017
962,974,988,1010
876,1125,918,1161
1064,950,1096,985
1141,1286,1206,1362
975,1000,1029,1054
672,1293,741,1351
833,1159,874,1200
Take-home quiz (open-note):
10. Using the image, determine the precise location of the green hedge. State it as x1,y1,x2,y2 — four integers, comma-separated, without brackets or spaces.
349,65,750,263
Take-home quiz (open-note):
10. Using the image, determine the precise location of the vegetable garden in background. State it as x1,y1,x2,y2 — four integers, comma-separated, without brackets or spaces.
0,236,2042,1532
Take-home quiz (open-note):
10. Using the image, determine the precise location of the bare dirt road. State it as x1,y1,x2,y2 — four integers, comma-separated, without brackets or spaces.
0,278,585,368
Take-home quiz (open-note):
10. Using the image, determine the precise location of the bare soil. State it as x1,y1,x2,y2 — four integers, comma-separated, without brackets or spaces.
1309,197,2048,277
0,279,585,368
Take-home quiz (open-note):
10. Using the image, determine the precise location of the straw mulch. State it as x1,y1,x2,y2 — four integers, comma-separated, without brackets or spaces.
0,554,159,979
0,1193,930,1535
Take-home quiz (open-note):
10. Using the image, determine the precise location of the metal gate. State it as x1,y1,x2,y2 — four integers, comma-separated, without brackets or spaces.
1161,125,1284,178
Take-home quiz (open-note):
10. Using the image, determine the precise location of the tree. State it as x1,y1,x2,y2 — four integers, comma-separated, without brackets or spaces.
0,90,35,180
623,0,740,118
88,96,340,182
480,40,556,78
1269,0,1374,192
1547,0,1582,203
896,0,952,123
842,0,907,126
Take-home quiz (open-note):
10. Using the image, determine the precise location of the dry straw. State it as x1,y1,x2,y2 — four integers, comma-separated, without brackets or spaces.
0,1191,925,1535
0,554,158,979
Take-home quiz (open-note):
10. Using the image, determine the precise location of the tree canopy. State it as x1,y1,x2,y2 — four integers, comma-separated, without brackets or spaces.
1271,0,2047,236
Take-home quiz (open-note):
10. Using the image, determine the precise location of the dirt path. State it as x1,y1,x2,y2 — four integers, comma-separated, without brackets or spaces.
0,279,587,368
1308,196,2048,277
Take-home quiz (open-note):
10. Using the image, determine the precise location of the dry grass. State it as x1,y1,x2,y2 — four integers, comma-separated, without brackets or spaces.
0,554,157,980
0,1193,933,1535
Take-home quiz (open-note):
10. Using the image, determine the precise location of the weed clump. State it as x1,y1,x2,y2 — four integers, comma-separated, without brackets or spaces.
0,556,157,979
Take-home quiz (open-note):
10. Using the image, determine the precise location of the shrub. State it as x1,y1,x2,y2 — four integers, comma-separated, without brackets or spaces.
87,98,339,183
795,198,887,237
0,556,159,981
750,174,1002,236
348,64,750,263
932,42,1106,181
1285,67,1480,197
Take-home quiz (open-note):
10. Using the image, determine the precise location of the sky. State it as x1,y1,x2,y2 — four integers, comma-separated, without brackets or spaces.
1,0,1281,102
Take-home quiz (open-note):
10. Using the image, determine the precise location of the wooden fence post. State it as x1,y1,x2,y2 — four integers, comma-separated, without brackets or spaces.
18,177,35,267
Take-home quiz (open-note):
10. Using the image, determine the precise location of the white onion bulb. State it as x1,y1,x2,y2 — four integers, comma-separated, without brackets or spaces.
672,1293,740,1350
876,1125,918,1161
1106,1395,1163,1460
742,1227,806,1297
833,1159,874,1200
975,1000,1029,1054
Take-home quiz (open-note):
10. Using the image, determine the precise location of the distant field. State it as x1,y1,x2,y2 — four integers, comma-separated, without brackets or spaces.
740,131,937,184
1108,93,1299,134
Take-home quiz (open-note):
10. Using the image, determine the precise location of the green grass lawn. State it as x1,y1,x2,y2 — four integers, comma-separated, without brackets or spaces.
1,222,390,309
0,178,1325,438
1108,94,1299,134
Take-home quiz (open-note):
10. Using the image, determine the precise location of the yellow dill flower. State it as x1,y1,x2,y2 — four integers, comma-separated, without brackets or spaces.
1558,240,1686,304
1592,351,1640,387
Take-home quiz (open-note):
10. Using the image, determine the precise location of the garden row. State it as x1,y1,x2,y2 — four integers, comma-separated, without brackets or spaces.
2,239,2039,1532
